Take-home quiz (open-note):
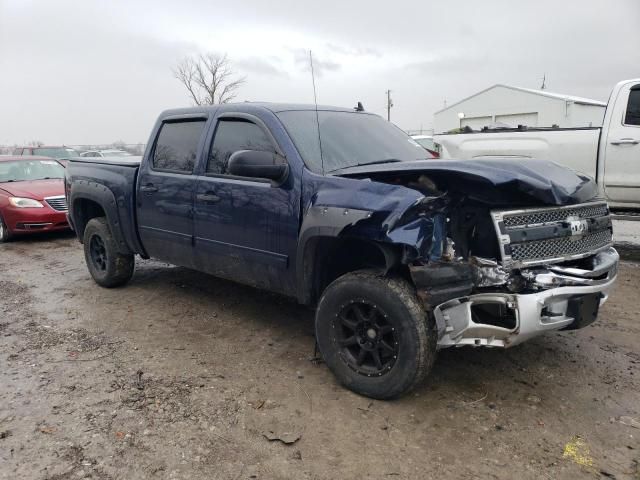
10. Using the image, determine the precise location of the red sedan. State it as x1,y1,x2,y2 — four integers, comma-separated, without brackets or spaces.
0,156,69,242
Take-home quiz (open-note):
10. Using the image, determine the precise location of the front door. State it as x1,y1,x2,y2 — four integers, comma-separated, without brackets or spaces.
137,117,208,267
193,114,299,294
603,82,640,204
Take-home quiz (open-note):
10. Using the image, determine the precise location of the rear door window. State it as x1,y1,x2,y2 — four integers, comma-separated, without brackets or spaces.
153,120,206,173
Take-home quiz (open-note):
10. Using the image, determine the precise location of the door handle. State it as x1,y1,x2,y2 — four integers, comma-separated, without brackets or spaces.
140,184,158,193
610,138,639,145
197,193,221,203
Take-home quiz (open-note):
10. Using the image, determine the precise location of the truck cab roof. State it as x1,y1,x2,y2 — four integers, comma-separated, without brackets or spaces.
159,102,368,118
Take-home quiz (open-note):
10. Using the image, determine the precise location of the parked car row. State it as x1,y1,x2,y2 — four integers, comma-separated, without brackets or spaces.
13,145,80,159
80,149,133,158
12,146,134,159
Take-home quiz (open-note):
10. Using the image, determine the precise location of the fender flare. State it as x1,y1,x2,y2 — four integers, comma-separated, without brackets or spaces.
69,180,134,255
295,206,401,304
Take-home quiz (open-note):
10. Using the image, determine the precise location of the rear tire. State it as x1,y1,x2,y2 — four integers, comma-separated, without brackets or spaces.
315,270,437,400
0,214,12,242
83,217,134,288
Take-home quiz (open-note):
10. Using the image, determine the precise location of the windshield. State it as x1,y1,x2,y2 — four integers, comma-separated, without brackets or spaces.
413,137,436,151
0,160,65,182
277,110,429,173
33,147,79,158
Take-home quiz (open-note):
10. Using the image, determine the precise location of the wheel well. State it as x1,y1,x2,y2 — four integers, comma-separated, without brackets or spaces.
305,237,406,305
73,198,106,242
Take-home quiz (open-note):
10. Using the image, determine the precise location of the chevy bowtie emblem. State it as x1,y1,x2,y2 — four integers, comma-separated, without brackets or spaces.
567,216,589,236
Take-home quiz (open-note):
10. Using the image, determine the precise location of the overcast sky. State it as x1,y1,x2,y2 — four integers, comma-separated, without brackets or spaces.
1,0,639,145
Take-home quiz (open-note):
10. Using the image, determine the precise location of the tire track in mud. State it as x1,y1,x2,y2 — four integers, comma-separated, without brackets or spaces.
0,275,308,480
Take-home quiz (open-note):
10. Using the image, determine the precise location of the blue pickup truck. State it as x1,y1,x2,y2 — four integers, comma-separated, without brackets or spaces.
65,103,619,399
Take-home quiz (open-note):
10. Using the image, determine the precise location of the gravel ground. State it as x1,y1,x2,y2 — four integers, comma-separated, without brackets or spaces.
0,232,639,479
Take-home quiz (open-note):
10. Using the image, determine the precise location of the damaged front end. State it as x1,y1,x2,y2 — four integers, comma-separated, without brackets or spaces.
408,200,618,349
432,247,618,348
329,159,618,349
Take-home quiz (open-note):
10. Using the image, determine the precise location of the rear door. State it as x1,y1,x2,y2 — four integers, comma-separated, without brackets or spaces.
137,115,208,267
603,82,640,204
193,113,299,294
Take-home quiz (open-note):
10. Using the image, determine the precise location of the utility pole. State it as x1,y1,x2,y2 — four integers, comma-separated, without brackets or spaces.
386,89,393,121
540,73,547,90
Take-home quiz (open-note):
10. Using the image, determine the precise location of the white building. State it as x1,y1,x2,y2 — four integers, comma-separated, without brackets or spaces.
433,85,607,133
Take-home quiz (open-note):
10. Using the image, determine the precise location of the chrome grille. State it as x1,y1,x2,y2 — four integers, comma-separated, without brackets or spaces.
492,201,613,267
510,229,612,262
503,203,609,229
45,196,68,211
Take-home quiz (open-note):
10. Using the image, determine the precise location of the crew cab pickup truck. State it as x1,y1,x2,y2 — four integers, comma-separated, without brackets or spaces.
435,79,640,210
65,103,619,399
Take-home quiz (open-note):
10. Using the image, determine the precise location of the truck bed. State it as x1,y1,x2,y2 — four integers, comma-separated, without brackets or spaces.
65,157,144,256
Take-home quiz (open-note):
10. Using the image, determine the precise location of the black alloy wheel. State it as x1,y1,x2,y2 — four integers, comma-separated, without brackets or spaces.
335,300,399,377
89,234,108,271
82,217,135,288
315,270,437,400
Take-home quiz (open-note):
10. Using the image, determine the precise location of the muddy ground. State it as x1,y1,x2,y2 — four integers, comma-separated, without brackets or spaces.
0,232,638,479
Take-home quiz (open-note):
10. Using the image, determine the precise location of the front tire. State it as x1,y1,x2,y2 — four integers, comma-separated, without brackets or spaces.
0,214,12,242
83,217,134,288
315,270,437,400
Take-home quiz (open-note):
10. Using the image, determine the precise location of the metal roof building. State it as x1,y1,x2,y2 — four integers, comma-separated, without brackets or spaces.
433,84,607,133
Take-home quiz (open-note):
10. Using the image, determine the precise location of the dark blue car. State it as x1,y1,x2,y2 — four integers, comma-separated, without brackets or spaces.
65,103,618,399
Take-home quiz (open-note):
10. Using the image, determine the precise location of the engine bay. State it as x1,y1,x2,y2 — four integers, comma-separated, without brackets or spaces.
350,170,615,303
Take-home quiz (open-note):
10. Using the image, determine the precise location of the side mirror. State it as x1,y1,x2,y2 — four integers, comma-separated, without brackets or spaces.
227,150,288,182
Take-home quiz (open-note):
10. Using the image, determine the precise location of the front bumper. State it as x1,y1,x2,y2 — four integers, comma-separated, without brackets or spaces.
433,247,619,349
3,205,69,235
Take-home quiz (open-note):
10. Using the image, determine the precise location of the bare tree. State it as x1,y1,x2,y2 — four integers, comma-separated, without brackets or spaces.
173,53,246,105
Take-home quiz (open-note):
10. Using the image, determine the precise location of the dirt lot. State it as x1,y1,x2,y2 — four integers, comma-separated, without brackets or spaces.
1,232,639,479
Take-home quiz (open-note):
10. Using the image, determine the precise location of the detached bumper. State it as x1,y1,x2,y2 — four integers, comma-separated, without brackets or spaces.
433,247,619,349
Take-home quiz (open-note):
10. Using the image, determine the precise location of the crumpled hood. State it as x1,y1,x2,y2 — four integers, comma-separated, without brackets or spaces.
332,158,598,206
0,179,65,200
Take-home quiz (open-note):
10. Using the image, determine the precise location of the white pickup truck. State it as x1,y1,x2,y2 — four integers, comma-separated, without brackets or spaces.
435,79,640,210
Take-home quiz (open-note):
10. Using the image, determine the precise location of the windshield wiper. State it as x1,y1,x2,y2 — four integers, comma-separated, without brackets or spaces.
356,158,403,167
328,158,403,173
